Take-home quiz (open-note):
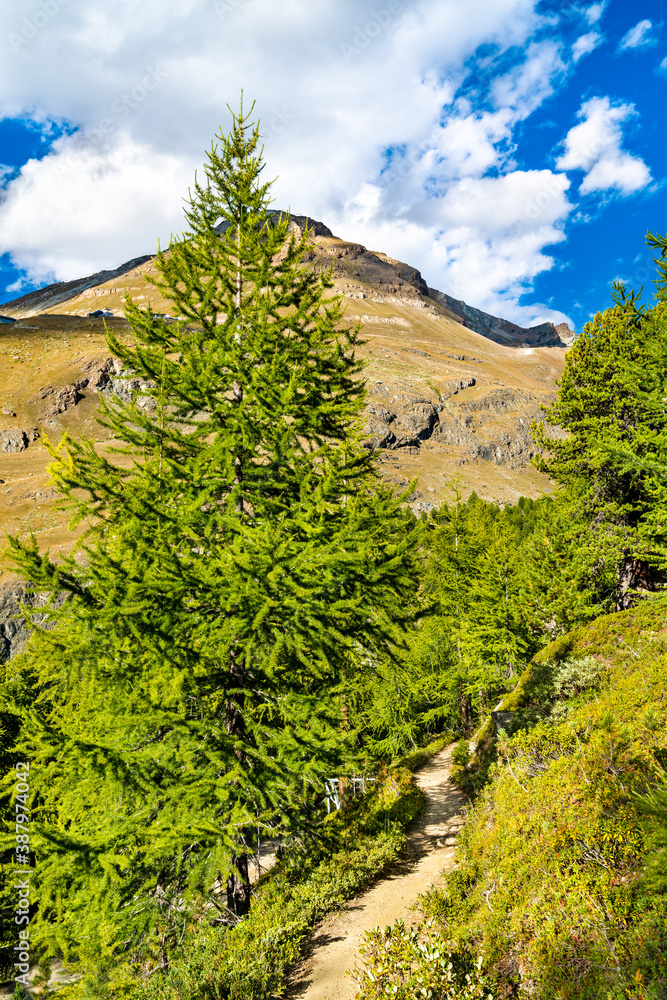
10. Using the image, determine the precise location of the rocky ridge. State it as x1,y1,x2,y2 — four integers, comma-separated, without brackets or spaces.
3,213,574,350
0,217,568,598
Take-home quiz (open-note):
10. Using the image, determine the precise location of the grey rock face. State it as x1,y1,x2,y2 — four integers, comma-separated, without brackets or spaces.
427,287,574,348
392,400,440,446
441,376,476,398
365,380,549,468
39,383,85,419
0,582,64,663
0,428,40,453
81,356,123,391
109,376,157,410
365,388,442,450
0,583,37,662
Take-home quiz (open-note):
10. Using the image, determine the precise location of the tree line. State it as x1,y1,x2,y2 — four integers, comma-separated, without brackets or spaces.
1,100,666,979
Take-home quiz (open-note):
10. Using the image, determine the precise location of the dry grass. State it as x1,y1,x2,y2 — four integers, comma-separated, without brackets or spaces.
0,241,565,572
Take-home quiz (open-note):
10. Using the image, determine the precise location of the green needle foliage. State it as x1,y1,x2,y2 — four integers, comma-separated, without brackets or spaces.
532,238,667,609
516,494,609,641
405,490,535,736
0,100,419,975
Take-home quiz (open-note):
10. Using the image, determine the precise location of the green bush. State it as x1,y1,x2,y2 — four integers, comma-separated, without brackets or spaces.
351,920,496,1000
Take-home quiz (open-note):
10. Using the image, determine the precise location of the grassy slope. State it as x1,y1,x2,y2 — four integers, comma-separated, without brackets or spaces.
0,237,563,573
419,599,667,999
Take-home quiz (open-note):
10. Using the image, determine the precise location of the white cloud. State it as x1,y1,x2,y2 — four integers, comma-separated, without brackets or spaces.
341,170,573,325
0,0,574,325
429,106,515,180
491,40,566,118
584,2,606,26
619,19,656,50
0,132,193,281
556,96,651,195
580,155,650,195
659,54,667,72
572,31,602,62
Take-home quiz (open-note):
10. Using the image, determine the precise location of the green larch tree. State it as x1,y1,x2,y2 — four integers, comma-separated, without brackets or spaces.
532,249,667,609
465,515,523,679
516,495,612,640
0,101,419,974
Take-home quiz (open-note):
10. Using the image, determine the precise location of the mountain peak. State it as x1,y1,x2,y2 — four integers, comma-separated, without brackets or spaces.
1,213,573,349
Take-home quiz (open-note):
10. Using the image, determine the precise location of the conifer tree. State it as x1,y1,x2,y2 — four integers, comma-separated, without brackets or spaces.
464,511,532,685
412,492,540,734
596,233,667,513
1,101,419,972
411,490,508,733
423,488,492,730
516,496,611,639
532,244,667,609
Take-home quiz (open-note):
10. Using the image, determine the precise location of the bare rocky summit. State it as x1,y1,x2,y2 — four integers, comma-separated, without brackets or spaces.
427,288,575,348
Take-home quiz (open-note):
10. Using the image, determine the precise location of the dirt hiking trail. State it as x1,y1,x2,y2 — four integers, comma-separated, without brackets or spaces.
287,745,468,1000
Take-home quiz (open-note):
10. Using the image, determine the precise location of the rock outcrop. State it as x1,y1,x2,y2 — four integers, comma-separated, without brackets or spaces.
365,382,549,469
37,381,89,420
108,376,157,409
0,581,66,662
0,582,40,662
0,428,40,453
81,356,123,390
365,394,442,450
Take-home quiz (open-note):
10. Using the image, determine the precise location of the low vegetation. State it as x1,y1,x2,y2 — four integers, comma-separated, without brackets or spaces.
51,756,430,1000
355,599,667,999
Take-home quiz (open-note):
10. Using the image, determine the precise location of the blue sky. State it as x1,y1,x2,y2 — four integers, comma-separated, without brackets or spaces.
0,0,665,332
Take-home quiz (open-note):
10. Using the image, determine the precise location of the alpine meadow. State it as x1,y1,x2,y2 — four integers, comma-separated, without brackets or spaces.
1,103,667,1000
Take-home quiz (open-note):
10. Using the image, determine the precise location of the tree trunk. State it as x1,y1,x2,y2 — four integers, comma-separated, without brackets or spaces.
616,555,650,610
227,851,251,917
225,646,251,917
460,684,473,734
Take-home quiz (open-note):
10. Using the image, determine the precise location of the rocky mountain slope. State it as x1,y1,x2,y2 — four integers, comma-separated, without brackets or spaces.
0,215,570,624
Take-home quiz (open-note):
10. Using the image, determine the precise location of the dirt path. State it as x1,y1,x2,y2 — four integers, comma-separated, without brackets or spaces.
287,745,468,1000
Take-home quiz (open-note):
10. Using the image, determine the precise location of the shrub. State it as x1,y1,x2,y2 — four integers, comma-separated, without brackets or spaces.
351,920,496,1000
